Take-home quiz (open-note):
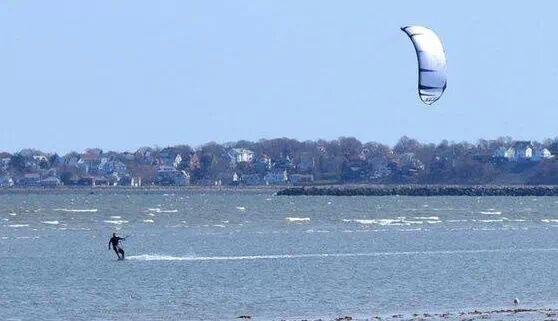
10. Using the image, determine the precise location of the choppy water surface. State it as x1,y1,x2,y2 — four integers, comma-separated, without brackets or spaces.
2,191,558,321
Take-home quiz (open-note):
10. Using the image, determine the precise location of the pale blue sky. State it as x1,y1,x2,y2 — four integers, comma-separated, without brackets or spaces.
0,1,556,153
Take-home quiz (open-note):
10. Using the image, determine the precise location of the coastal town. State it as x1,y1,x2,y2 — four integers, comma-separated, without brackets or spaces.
1,136,557,188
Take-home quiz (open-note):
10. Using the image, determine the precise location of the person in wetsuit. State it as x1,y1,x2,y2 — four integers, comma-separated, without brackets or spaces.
108,233,126,260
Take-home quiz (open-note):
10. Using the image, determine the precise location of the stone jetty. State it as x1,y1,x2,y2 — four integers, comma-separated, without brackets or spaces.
277,185,558,196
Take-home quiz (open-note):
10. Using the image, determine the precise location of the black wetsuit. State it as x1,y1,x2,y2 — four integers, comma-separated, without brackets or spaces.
109,236,125,259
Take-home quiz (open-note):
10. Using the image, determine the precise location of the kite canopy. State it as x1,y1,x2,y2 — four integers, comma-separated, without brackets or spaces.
401,26,447,105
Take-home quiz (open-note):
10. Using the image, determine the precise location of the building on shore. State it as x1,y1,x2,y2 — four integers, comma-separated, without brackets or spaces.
289,174,314,185
154,166,190,186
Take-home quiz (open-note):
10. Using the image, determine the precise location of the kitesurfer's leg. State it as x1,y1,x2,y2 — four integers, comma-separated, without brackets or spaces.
119,248,125,260
113,247,121,259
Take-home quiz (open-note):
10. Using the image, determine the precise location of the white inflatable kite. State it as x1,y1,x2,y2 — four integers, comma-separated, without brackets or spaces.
401,26,447,105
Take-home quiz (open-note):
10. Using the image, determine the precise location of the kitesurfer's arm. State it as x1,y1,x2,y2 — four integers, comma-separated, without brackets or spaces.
108,239,112,250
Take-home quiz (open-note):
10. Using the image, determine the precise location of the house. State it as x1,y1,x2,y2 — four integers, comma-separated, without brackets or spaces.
39,177,62,187
17,173,41,186
232,172,240,183
93,176,111,186
110,172,131,186
511,141,533,161
130,177,142,187
264,170,288,185
173,154,183,168
230,148,255,164
78,149,103,174
532,148,553,161
154,166,190,186
492,142,547,162
76,176,110,186
289,174,314,185
0,176,14,187
98,159,128,176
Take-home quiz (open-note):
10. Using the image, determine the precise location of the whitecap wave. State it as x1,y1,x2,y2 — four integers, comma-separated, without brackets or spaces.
413,216,439,220
480,211,502,215
42,220,59,225
285,217,310,222
143,219,154,223
104,220,128,225
8,224,29,227
147,208,178,213
345,217,426,226
236,206,246,211
53,208,98,213
478,219,504,223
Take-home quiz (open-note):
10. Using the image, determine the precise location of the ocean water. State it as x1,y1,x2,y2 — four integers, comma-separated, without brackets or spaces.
2,191,558,321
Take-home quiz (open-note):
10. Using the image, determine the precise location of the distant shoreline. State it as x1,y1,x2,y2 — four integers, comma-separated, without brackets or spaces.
277,185,558,196
0,185,282,195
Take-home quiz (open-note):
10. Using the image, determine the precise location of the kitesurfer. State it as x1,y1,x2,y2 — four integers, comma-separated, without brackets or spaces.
108,233,126,260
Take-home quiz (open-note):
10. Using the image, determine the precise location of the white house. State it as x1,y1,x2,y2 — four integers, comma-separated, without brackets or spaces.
532,148,553,161
130,177,142,187
230,148,255,164
512,142,533,161
173,154,183,168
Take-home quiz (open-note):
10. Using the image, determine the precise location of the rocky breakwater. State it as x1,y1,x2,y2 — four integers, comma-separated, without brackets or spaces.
277,185,558,196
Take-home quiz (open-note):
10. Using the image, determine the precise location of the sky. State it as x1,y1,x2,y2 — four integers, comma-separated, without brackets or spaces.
0,1,556,153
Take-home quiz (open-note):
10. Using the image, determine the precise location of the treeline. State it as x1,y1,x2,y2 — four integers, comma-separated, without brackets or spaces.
2,136,558,186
